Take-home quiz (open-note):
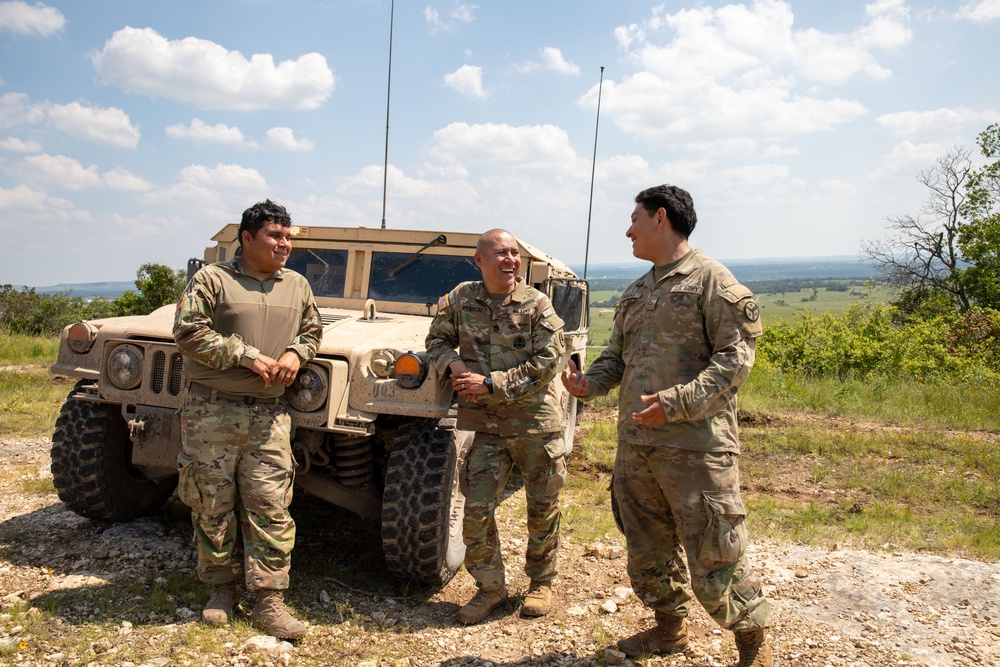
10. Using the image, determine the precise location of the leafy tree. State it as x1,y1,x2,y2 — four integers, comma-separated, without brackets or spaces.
113,263,187,316
0,285,114,335
958,124,1000,310
860,147,973,312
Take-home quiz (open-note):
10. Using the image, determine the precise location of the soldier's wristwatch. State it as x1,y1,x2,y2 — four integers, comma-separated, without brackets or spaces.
484,375,494,393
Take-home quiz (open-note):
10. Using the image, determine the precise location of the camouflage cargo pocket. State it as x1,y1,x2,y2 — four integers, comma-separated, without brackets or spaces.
176,452,204,513
698,491,748,567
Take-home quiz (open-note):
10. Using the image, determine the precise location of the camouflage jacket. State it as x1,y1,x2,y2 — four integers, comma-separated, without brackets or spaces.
425,277,566,436
583,250,761,452
173,257,323,398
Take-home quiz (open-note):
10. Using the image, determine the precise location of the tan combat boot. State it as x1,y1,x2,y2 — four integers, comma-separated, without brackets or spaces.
734,627,773,667
617,611,689,658
456,586,508,625
250,589,307,640
521,580,553,617
202,584,239,626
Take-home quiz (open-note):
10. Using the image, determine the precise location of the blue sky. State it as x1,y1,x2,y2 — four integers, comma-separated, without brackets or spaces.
1,0,998,286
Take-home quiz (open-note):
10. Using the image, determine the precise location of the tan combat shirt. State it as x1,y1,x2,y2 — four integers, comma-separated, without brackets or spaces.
425,277,566,436
173,258,323,398
583,250,762,453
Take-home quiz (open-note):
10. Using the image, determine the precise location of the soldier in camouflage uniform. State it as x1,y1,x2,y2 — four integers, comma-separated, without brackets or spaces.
426,229,567,625
562,185,773,667
173,199,322,640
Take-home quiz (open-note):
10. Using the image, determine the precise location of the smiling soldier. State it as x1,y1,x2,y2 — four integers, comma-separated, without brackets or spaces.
562,185,772,666
173,199,322,640
425,228,568,625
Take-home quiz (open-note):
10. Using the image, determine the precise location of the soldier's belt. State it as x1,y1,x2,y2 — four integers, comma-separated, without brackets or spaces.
187,381,281,406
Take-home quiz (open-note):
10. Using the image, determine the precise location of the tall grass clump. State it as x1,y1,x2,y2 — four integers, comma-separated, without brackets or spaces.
749,304,1000,429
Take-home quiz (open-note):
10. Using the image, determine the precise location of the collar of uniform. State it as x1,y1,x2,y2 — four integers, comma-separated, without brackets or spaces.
229,256,285,282
646,248,701,286
474,276,526,306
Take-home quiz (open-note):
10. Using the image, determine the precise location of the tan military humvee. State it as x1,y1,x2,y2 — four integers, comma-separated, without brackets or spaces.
50,225,589,586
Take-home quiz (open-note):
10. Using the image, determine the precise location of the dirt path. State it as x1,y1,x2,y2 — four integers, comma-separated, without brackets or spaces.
2,436,999,666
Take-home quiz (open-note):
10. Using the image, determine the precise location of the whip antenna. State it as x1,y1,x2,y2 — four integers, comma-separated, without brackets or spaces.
381,0,395,229
584,66,604,280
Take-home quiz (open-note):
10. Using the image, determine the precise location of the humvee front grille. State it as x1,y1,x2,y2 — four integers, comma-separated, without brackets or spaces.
151,350,185,396
152,351,166,393
169,352,183,395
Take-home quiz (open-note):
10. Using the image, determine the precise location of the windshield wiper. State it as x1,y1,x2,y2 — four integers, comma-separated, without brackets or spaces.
388,234,447,277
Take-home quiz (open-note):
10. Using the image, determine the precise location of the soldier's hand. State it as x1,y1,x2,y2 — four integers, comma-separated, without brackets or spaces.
632,393,667,425
561,358,588,397
453,371,488,400
271,351,302,387
251,354,279,388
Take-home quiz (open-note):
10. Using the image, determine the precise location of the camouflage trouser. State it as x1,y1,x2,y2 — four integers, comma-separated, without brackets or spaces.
461,431,566,592
613,443,771,631
177,388,296,591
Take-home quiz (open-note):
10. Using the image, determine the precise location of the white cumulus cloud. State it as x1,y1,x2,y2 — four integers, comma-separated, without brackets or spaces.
876,107,999,137
956,0,1000,22
425,3,477,34
540,47,580,75
45,101,140,148
264,127,314,152
91,27,336,111
166,119,258,149
0,136,41,152
597,0,904,144
19,153,102,190
11,153,152,191
0,94,140,148
515,47,581,75
0,1,65,36
429,122,579,171
444,65,488,100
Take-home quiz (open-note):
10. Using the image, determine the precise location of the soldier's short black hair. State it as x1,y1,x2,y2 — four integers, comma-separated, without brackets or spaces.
635,184,697,239
238,199,292,247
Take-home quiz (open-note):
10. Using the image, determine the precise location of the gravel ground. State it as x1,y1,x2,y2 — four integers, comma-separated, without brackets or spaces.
2,435,1000,667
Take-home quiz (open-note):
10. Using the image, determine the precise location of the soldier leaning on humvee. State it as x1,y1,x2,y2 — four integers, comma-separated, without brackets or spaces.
172,199,322,640
562,184,773,667
425,228,568,625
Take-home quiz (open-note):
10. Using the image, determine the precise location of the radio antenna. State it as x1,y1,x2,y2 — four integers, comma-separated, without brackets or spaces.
583,66,604,280
380,0,395,229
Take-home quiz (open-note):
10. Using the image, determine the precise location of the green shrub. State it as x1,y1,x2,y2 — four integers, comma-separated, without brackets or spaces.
0,285,115,336
757,303,1000,386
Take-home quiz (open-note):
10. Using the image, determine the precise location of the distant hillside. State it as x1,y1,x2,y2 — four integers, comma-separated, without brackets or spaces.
575,256,878,282
13,256,878,299
10,281,134,299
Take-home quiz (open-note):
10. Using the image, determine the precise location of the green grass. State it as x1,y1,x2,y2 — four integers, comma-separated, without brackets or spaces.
743,364,1000,431
0,331,73,437
753,285,893,322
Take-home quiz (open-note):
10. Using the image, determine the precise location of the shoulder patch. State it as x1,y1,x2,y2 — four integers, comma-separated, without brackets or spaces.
437,293,452,312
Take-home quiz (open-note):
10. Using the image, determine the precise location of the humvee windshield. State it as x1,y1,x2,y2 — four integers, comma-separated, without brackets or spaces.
285,248,480,303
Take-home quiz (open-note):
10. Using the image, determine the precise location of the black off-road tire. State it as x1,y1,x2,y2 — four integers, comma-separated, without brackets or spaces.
381,417,472,586
50,382,177,520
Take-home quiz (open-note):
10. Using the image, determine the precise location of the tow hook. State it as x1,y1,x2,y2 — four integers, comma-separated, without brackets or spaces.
128,414,149,442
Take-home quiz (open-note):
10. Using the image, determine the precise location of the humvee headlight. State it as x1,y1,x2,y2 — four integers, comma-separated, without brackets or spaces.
107,344,143,389
67,322,98,354
370,350,396,378
287,364,328,413
393,352,427,389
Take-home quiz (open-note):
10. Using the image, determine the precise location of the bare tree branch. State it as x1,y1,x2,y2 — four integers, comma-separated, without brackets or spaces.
860,147,972,311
